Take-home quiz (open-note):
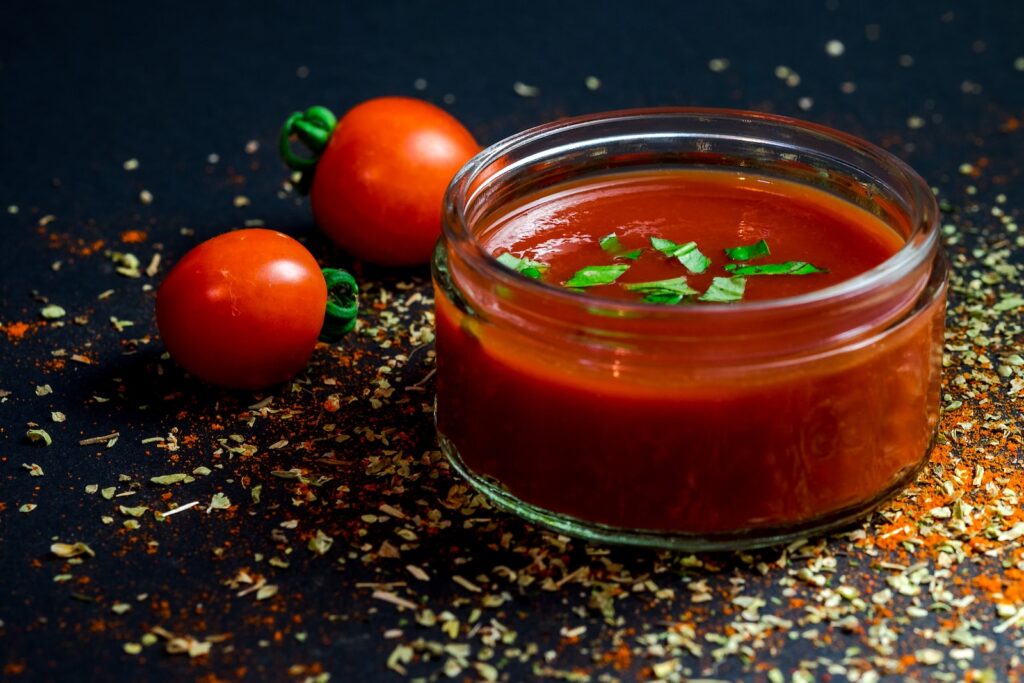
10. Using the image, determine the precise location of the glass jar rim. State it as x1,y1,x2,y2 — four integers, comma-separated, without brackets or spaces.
441,107,940,319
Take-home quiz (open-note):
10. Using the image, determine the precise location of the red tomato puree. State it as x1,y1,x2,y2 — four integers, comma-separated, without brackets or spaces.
435,170,942,535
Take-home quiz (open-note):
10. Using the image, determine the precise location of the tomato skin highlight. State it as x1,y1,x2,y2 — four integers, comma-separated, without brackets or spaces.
156,229,328,390
310,97,479,266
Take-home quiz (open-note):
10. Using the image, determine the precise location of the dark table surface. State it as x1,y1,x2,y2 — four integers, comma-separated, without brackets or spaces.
3,1,1024,681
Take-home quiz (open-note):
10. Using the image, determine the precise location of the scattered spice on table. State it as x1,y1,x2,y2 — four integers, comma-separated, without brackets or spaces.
3,35,1024,683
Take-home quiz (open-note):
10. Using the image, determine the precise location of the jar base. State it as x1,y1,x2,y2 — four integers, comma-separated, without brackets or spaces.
437,429,934,552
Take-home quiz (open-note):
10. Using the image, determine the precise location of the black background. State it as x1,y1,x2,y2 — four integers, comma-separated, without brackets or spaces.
2,1,1024,681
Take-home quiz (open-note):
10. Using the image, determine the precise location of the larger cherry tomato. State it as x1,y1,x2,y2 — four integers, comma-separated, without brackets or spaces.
156,229,355,390
280,97,479,266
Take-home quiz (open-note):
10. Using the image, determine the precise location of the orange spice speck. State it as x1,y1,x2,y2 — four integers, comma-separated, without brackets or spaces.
120,229,148,243
3,321,32,341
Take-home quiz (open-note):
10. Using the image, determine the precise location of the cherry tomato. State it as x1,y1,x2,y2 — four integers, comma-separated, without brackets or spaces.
280,97,479,266
156,229,328,389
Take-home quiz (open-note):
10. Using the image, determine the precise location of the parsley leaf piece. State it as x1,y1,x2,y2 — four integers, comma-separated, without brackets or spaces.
599,232,623,252
623,276,697,295
723,261,827,276
563,264,630,288
641,291,685,304
649,237,710,274
724,239,770,261
699,276,747,302
623,276,699,305
677,246,712,274
649,236,676,253
599,233,643,261
496,252,547,280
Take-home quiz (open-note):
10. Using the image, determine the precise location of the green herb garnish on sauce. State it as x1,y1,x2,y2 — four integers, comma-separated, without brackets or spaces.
724,239,770,261
564,264,630,288
599,233,643,261
724,261,827,276
650,237,711,274
699,276,746,302
496,252,547,280
623,276,698,305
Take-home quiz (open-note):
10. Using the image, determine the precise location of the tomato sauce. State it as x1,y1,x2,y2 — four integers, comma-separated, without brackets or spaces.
482,171,904,301
435,169,944,537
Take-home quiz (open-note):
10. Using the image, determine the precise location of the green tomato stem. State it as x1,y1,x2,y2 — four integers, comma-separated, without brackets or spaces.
319,267,359,342
279,105,338,195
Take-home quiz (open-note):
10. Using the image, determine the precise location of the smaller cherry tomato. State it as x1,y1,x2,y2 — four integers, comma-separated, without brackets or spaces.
280,97,480,266
157,229,350,390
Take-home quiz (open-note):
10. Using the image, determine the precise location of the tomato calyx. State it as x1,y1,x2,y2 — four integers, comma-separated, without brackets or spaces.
319,267,359,342
279,105,338,194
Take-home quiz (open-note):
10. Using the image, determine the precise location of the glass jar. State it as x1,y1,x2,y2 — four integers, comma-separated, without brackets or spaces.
432,108,947,551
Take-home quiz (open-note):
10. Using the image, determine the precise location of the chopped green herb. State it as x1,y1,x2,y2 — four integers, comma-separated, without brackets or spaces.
699,276,747,302
150,473,193,486
564,264,630,288
649,237,674,252
206,492,231,513
256,584,279,600
724,261,827,276
993,295,1024,313
650,237,710,273
22,462,44,476
26,429,53,446
623,277,699,305
598,233,643,260
496,252,547,280
118,505,149,518
51,541,95,559
40,304,66,319
598,233,622,251
724,239,770,261
677,248,711,274
636,292,678,304
309,529,334,556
